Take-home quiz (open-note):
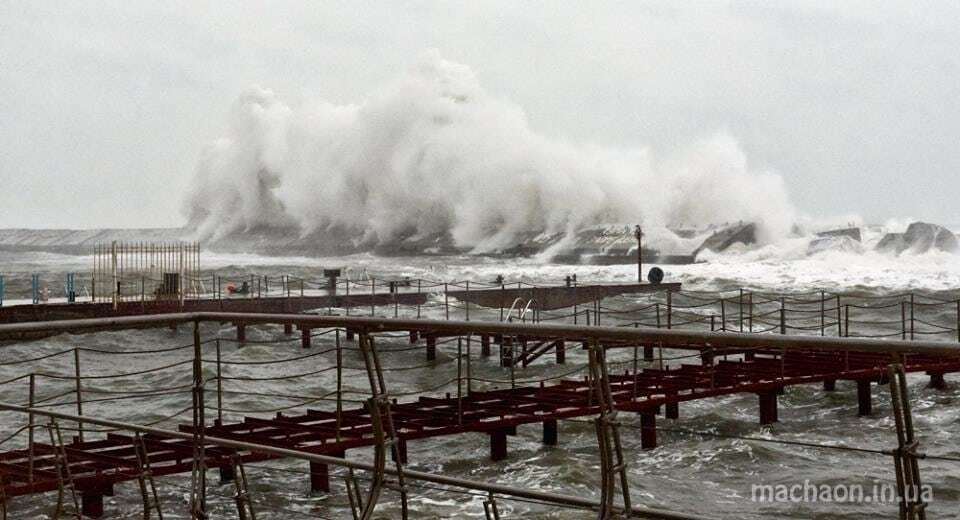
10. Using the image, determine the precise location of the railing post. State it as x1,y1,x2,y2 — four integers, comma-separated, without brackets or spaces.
748,291,754,333
28,373,35,482
335,329,342,442
466,335,473,395
190,319,207,517
780,297,786,335
820,290,826,336
655,303,660,329
720,298,726,332
956,300,959,343
909,293,915,341
74,348,84,442
345,279,350,317
416,279,422,319
902,301,908,341
836,295,842,337
844,304,850,338
457,337,463,425
371,277,375,317
445,283,450,320
499,284,505,322
215,338,223,423
666,290,672,329
739,288,744,332
465,281,470,321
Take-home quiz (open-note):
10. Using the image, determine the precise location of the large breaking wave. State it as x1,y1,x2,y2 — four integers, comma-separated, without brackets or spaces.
183,51,794,252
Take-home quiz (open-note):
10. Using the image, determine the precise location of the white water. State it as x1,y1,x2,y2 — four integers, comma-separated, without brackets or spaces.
183,51,794,252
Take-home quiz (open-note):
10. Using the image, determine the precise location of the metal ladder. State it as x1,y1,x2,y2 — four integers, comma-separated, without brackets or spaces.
0,472,8,520
46,418,81,520
482,491,501,520
131,432,164,519
352,333,409,520
230,454,256,520
888,361,927,520
588,341,633,519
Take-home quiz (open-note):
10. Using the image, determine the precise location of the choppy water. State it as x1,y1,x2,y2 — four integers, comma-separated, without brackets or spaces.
2,250,960,519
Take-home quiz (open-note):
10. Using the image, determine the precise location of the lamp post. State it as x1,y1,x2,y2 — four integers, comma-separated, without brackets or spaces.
634,225,643,283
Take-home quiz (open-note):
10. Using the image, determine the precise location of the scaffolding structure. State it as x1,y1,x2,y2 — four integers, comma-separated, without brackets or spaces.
91,241,201,307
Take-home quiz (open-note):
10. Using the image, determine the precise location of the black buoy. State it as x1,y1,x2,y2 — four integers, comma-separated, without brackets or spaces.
647,267,664,285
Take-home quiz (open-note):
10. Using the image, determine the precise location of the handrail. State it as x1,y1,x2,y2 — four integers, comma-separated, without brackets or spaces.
520,298,540,323
504,298,525,322
1,312,959,356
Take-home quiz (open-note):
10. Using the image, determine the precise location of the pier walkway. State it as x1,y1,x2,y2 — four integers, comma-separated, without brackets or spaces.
0,313,957,518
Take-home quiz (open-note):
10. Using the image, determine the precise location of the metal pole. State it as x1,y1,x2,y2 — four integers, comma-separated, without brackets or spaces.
666,291,672,329
739,288,744,332
844,304,850,338
28,373,35,482
836,295,842,337
336,329,342,442
457,337,463,425
820,291,826,336
216,338,223,423
780,297,786,335
720,298,726,332
466,334,472,395
191,319,207,517
910,293,915,341
74,347,84,442
634,225,643,282
902,302,908,341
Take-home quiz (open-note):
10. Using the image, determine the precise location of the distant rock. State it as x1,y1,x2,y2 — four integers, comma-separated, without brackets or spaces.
817,227,862,242
693,222,757,258
808,235,864,255
875,222,958,255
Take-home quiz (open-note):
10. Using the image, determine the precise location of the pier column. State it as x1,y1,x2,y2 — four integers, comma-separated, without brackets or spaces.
758,392,778,425
665,393,679,420
284,322,293,334
701,350,714,366
219,463,235,483
542,419,558,446
928,372,946,390
640,411,657,450
823,379,836,392
81,491,105,518
345,329,355,341
236,323,246,344
426,336,437,361
555,341,565,364
391,438,408,464
301,327,311,349
643,345,654,362
500,337,513,367
309,450,345,493
857,380,872,416
490,429,509,461
481,335,491,357
409,330,419,344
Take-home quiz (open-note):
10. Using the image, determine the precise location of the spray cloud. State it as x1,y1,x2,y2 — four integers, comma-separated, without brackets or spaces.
183,51,794,252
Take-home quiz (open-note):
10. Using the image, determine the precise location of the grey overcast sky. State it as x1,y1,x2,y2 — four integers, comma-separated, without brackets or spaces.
1,1,958,229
